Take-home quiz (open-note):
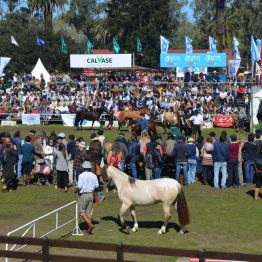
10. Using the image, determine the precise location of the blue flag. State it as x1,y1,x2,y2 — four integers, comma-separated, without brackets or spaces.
209,36,217,53
112,37,120,54
160,35,169,54
37,36,45,46
256,38,261,61
251,35,260,61
185,36,193,54
233,37,241,60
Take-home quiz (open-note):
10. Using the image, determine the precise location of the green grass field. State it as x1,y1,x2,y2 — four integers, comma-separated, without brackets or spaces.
0,125,261,260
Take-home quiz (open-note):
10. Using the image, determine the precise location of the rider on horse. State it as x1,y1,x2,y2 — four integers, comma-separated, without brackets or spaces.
133,113,149,133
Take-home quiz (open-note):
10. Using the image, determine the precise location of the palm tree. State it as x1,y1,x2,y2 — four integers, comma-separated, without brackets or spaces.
215,0,225,51
28,0,67,30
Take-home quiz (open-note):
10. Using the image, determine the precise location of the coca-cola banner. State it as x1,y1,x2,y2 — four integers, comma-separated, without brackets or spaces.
213,115,236,128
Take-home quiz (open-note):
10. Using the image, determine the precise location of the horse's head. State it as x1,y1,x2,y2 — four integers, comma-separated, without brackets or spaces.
101,165,111,183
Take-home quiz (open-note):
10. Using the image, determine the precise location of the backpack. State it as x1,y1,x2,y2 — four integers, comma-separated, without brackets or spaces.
145,153,154,169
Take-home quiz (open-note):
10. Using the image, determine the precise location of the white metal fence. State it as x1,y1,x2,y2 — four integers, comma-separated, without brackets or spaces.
5,200,83,262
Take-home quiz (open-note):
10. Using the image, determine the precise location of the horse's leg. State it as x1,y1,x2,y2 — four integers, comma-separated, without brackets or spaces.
158,203,172,235
91,121,94,130
130,206,139,232
80,119,83,130
119,202,131,233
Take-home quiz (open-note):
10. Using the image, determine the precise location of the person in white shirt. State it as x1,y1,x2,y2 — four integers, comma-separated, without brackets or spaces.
76,161,99,234
190,110,203,141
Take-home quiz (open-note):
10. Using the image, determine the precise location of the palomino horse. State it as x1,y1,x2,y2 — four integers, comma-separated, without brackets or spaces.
101,165,190,234
131,119,158,138
74,107,107,130
162,111,179,133
118,108,150,131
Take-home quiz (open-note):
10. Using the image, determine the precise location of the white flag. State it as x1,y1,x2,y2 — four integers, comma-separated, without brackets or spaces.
11,35,19,46
0,57,11,77
160,35,170,54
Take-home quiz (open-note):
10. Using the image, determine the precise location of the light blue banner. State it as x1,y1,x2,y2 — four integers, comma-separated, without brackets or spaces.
160,53,227,67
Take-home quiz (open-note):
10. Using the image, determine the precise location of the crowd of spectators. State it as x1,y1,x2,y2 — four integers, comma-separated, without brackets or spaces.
1,127,262,200
0,70,255,126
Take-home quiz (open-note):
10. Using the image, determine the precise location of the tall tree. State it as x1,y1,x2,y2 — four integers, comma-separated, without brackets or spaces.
215,0,225,51
28,0,67,30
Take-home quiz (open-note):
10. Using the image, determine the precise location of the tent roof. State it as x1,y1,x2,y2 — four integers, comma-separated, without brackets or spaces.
31,58,51,83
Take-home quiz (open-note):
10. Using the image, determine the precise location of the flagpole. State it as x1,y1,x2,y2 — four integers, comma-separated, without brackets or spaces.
132,52,135,73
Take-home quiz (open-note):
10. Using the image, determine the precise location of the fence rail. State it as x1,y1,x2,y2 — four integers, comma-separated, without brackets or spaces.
1,235,261,262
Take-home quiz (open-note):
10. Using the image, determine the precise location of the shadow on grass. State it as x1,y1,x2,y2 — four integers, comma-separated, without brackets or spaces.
246,189,262,199
101,216,182,233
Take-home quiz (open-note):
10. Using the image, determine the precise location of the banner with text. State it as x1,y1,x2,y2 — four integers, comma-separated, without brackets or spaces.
70,54,132,68
160,53,227,68
22,114,41,125
213,115,236,128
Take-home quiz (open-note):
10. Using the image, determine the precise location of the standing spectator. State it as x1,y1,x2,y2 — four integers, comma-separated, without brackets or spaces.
29,130,37,144
107,143,123,170
1,143,18,191
242,133,257,184
186,137,199,184
201,137,214,186
213,136,229,190
163,133,176,164
237,106,246,134
227,135,240,188
189,110,203,141
21,136,35,185
173,136,188,184
11,131,23,178
151,142,163,179
76,161,99,234
43,139,55,171
97,129,106,146
127,136,141,179
254,139,262,200
67,134,77,184
73,141,88,182
54,144,69,192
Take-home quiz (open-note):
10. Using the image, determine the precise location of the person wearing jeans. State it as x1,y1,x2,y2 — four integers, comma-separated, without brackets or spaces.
242,133,257,184
173,136,188,184
213,136,229,189
127,137,140,179
186,137,199,184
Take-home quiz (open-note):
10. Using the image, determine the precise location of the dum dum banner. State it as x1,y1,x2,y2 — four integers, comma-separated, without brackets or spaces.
70,54,132,68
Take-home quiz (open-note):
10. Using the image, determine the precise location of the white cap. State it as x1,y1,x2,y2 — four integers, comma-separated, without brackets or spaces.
82,161,92,169
57,133,65,138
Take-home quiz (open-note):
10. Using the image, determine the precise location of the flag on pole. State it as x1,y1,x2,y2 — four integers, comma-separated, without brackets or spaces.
112,37,120,54
233,37,241,60
185,36,193,54
61,36,68,54
136,37,142,54
160,35,169,54
36,36,45,46
11,35,19,46
251,35,260,61
87,38,94,54
209,36,217,53
256,38,261,61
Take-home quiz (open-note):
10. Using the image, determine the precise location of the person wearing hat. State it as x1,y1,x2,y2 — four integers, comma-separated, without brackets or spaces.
57,133,68,148
76,161,99,234
189,110,203,141
73,141,87,182
29,130,37,144
237,105,246,133
186,137,199,184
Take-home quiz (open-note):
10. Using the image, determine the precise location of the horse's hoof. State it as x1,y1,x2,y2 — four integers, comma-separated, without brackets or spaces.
179,229,185,234
157,230,163,235
125,226,130,234
131,227,138,232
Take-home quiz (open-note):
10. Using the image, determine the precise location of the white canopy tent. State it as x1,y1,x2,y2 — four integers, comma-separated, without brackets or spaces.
31,58,51,84
0,57,11,77
251,86,262,130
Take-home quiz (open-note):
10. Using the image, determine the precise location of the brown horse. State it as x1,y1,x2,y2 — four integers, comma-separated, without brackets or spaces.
118,108,150,131
131,119,158,138
162,111,179,133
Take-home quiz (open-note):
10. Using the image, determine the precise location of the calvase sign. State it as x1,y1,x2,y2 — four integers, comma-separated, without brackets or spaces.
70,54,132,68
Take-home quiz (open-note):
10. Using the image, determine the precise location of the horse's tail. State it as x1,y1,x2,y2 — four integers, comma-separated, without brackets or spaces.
176,187,190,227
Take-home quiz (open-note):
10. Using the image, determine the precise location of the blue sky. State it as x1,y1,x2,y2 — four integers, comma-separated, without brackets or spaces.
182,1,194,22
